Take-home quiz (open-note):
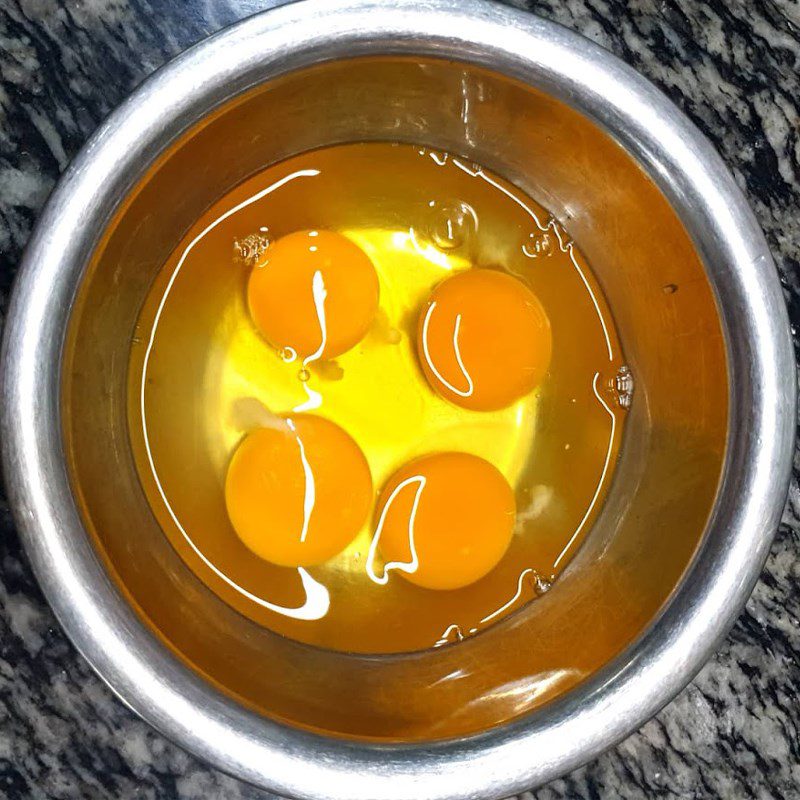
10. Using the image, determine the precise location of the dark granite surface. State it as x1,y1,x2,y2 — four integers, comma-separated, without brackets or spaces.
0,0,798,797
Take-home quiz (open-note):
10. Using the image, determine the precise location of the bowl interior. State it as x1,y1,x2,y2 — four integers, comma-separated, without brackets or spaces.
61,56,727,741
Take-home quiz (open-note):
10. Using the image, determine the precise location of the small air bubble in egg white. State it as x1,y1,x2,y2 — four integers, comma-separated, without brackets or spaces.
426,199,477,251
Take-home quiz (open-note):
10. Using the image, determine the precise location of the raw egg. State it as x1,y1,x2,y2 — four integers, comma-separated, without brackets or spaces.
372,452,516,590
418,269,551,411
248,229,379,361
225,414,373,567
131,141,630,654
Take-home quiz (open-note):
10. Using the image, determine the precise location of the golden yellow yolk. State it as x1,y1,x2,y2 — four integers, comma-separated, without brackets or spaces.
248,230,379,360
417,269,552,411
374,452,515,590
225,415,373,567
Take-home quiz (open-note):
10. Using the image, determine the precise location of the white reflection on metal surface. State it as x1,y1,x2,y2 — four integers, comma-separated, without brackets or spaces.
489,671,582,712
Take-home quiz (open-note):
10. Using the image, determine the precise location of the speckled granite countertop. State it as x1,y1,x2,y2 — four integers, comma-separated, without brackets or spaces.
0,1,798,798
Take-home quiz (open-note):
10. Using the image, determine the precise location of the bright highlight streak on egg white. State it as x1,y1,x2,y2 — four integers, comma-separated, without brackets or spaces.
286,418,315,545
480,568,535,624
366,475,426,585
421,301,475,398
289,269,327,415
303,269,328,367
292,384,322,413
434,623,464,648
139,168,329,621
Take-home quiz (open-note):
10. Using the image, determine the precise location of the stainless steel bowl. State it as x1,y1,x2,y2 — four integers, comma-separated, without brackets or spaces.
1,1,794,798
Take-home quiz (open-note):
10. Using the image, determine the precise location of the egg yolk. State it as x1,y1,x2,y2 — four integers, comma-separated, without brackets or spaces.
225,414,373,567
417,269,551,411
373,452,515,590
248,230,380,360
